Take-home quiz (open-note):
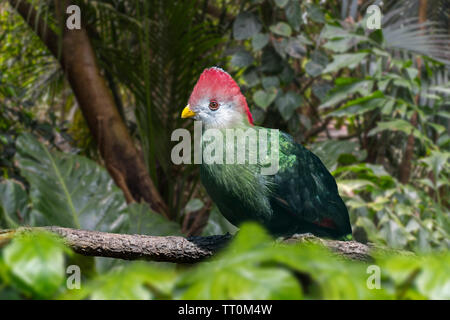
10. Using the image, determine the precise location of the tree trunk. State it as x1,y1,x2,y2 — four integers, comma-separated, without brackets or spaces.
8,0,168,216
398,0,427,184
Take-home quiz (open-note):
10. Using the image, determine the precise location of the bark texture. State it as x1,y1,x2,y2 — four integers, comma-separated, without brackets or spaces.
0,227,403,263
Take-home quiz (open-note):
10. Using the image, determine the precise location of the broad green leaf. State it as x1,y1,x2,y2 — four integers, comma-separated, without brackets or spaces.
420,151,450,178
261,76,280,90
202,205,238,236
63,263,176,300
253,88,278,110
368,120,433,145
356,216,384,243
184,198,204,213
230,50,254,68
285,0,302,31
312,50,329,66
338,179,376,194
322,53,368,74
275,91,302,121
270,22,292,37
242,67,260,87
280,64,295,84
312,82,333,101
311,140,362,171
380,220,409,249
296,34,313,46
126,203,182,236
285,38,306,58
251,33,269,51
272,37,288,58
233,12,262,40
320,79,374,109
0,180,28,228
15,133,128,232
274,0,289,8
176,224,303,299
260,47,283,73
320,24,350,39
305,61,324,77
3,231,69,298
307,4,325,23
415,253,450,299
179,265,302,299
329,91,385,117
323,36,367,53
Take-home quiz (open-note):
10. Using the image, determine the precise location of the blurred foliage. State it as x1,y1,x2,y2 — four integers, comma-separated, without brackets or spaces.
225,0,450,251
0,0,449,300
0,133,180,235
1,224,449,300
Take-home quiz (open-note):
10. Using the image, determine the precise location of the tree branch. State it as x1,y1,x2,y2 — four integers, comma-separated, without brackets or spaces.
0,227,404,263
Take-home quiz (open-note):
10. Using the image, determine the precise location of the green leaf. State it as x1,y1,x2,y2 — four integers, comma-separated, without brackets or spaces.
3,231,68,298
233,12,262,40
320,79,374,109
184,198,204,213
311,82,332,101
125,203,182,236
274,0,289,8
272,37,288,58
296,34,313,46
329,91,385,117
311,50,329,66
286,38,306,58
323,37,366,53
285,0,302,31
176,223,303,299
253,88,278,110
230,50,254,68
260,47,283,73
310,140,360,171
275,91,302,121
261,76,280,90
280,64,295,84
202,205,238,236
0,180,28,228
305,61,324,77
251,33,269,51
242,67,260,87
306,4,325,23
14,133,128,232
320,24,351,39
380,220,409,249
64,263,176,300
369,120,433,145
322,53,368,74
179,265,302,299
338,179,376,194
420,151,450,179
270,22,292,37
415,253,450,299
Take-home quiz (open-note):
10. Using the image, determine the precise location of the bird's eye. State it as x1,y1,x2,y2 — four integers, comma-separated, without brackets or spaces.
209,100,219,111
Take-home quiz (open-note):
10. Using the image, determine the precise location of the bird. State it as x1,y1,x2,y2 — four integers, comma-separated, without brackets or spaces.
181,67,352,239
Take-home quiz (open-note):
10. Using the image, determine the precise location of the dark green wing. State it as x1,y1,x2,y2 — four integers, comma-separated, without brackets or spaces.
269,132,352,238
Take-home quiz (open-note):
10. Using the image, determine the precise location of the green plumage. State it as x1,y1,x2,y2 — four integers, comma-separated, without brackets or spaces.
200,125,352,239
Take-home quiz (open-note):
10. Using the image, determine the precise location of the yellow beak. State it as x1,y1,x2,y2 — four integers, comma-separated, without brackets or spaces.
181,105,196,119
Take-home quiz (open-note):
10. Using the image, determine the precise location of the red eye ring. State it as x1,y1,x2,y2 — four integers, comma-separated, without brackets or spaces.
209,100,219,111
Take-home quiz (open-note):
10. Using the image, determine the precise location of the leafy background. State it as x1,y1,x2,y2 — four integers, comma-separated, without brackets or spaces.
0,0,449,299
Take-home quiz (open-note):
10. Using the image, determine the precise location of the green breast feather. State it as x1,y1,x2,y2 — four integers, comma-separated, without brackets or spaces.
200,126,352,238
